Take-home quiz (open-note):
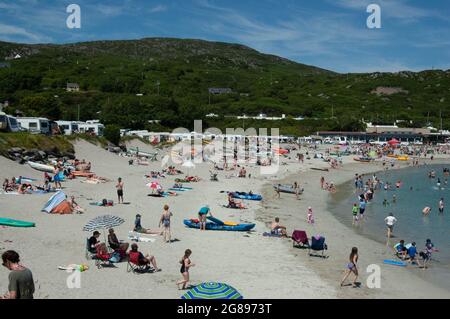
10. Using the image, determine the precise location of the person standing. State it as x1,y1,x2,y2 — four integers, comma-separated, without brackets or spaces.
116,177,124,204
358,199,366,221
275,184,281,199
320,176,325,190
438,198,444,214
177,249,195,290
294,182,300,200
53,165,62,190
198,205,212,231
1,250,35,299
352,203,359,225
384,213,397,240
340,247,359,287
159,204,173,243
307,207,314,224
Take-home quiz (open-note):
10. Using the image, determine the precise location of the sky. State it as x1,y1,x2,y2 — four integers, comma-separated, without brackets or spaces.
0,0,449,73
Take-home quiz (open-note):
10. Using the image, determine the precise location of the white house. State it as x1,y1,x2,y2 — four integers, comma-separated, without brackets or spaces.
17,117,50,134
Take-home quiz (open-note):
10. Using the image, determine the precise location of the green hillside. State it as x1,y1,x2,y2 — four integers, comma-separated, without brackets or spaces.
0,38,449,136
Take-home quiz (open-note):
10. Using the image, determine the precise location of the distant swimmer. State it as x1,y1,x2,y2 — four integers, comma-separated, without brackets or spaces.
439,198,444,214
437,178,441,188
396,181,402,189
422,207,431,216
392,194,397,204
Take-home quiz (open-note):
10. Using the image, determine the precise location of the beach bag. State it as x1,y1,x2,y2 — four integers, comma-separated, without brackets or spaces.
107,200,113,206
109,251,121,263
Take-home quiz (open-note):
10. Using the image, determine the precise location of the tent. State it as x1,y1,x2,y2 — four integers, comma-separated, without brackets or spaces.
42,191,66,213
41,191,73,214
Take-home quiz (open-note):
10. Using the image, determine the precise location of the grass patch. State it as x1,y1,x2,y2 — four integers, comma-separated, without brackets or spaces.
0,132,74,157
66,134,109,148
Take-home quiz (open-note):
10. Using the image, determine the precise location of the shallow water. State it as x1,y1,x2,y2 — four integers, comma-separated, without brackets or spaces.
328,164,450,291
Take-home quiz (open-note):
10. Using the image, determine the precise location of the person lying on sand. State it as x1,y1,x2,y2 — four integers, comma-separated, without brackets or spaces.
271,217,287,237
134,214,163,235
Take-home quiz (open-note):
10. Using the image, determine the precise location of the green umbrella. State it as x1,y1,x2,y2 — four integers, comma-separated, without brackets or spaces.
181,282,243,299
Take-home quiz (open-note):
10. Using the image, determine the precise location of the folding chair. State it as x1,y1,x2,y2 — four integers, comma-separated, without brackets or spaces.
127,251,153,274
308,236,328,258
292,230,309,248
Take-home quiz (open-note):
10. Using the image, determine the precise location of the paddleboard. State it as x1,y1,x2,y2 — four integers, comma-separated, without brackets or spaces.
0,218,35,228
383,259,407,267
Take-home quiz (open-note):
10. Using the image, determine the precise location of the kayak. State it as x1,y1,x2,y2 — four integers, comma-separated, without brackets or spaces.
273,184,303,194
353,157,374,163
128,148,157,158
28,161,55,173
231,192,262,201
397,156,409,161
183,219,255,232
0,218,35,228
169,188,191,192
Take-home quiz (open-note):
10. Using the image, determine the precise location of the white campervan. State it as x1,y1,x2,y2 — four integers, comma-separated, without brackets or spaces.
0,112,20,132
77,121,104,136
16,117,50,134
56,121,79,135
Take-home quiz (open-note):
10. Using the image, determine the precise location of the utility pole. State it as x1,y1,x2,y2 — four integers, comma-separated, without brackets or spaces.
156,80,160,96
77,104,80,122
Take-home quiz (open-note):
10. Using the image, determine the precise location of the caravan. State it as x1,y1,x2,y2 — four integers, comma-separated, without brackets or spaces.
16,117,50,134
77,120,104,136
56,121,79,135
0,112,20,132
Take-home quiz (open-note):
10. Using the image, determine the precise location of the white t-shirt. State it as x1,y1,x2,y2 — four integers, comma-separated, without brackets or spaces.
385,216,397,226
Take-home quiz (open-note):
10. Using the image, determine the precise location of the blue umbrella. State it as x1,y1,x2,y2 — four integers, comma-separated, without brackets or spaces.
181,282,243,299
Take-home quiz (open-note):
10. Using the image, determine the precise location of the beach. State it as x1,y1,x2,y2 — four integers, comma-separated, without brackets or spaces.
1,139,449,299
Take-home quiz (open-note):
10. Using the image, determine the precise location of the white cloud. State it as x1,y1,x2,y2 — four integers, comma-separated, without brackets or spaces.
0,23,51,43
149,5,168,13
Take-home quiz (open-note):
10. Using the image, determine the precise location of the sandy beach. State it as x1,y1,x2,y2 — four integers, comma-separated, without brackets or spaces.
1,139,449,299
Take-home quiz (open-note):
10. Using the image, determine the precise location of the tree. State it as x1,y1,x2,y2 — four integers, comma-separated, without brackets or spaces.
104,124,121,145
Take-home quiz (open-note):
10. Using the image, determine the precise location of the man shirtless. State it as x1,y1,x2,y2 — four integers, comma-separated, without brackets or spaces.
271,217,287,237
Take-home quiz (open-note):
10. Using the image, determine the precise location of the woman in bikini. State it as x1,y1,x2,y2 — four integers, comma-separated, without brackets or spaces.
176,249,195,290
340,247,359,287
159,205,173,243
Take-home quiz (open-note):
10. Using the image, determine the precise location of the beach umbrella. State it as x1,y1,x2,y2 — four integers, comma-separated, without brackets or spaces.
83,215,125,232
181,282,243,299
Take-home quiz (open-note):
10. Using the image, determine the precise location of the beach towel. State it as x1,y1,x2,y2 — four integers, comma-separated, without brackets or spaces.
263,232,282,237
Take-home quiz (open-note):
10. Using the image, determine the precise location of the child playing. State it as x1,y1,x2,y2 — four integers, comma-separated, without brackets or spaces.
307,207,315,224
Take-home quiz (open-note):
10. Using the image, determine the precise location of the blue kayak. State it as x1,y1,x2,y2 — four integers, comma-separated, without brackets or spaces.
231,192,262,201
183,219,255,232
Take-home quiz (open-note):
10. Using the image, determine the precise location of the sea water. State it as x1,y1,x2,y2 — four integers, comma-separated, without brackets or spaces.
328,164,450,291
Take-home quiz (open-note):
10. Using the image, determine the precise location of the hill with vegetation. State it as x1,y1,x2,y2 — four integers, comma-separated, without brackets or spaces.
1,38,449,136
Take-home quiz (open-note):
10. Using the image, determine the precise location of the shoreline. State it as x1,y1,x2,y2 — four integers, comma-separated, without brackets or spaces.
257,157,450,298
1,140,449,299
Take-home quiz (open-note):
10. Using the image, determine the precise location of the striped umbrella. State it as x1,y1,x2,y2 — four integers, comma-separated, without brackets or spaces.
181,282,243,299
83,215,125,232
